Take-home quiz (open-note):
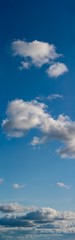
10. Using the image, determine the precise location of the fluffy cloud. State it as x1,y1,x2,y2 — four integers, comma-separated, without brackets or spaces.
0,205,75,235
2,99,47,137
57,182,70,190
0,203,34,214
11,39,68,77
47,62,68,78
2,99,75,158
12,183,25,189
0,203,25,213
12,39,59,67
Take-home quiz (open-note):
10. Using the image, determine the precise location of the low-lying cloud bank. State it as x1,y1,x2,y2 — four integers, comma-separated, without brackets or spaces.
2,99,75,159
0,204,75,235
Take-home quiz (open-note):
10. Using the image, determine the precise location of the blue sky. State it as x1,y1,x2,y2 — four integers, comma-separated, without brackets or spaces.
0,0,75,239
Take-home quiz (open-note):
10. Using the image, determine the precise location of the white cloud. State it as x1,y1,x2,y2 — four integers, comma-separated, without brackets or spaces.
12,39,59,68
57,137,75,159
19,61,30,70
36,94,63,102
2,99,48,137
30,136,47,146
0,205,75,235
12,183,25,189
2,99,75,159
0,203,35,214
0,203,25,213
47,62,68,78
57,182,70,190
47,94,63,100
11,39,68,78
0,178,4,184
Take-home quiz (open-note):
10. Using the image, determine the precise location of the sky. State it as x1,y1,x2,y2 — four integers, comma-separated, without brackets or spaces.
0,0,75,239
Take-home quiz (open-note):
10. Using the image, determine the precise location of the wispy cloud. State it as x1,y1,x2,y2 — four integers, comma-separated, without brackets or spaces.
47,94,63,100
2,99,75,159
47,62,68,78
36,94,63,102
57,182,70,190
12,183,25,189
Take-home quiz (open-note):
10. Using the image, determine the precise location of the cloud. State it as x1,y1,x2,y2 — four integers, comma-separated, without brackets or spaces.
0,203,35,214
57,138,75,159
2,99,49,138
11,39,59,68
2,99,75,159
47,62,68,78
19,61,30,70
30,136,47,146
0,203,25,213
36,94,63,102
0,178,4,184
47,94,63,100
12,183,25,189
0,205,75,235
57,182,70,190
11,39,68,78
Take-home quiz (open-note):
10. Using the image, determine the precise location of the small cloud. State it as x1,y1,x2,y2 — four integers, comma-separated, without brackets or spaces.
47,62,68,78
36,94,63,102
30,136,46,146
12,183,25,189
35,95,45,101
47,94,63,101
19,61,30,70
57,182,70,190
0,178,4,184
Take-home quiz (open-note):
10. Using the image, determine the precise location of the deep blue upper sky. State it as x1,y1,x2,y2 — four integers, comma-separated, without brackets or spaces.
0,0,75,109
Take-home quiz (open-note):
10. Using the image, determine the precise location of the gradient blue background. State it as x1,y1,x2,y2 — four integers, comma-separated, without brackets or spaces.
0,0,75,217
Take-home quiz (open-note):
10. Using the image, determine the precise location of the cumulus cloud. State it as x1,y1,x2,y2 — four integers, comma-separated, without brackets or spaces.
47,62,68,78
0,205,75,235
11,39,68,78
2,99,47,138
57,182,70,190
2,99,75,159
11,39,59,67
0,203,35,214
0,203,25,213
12,183,25,189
